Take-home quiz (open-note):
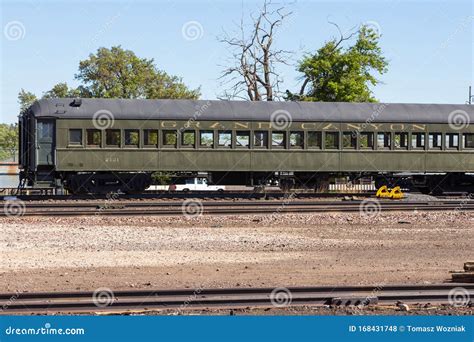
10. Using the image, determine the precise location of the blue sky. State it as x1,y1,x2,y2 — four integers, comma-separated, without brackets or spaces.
1,0,472,123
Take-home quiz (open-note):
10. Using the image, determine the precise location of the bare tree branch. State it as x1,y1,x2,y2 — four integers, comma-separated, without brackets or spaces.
218,0,293,101
327,20,358,51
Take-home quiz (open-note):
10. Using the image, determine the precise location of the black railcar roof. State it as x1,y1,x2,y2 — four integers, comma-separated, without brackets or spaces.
28,98,474,124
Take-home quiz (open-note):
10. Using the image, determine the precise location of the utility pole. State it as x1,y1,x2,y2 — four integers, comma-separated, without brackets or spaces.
468,86,474,105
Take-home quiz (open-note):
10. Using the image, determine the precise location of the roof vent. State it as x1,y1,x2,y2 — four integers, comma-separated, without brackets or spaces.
70,99,82,107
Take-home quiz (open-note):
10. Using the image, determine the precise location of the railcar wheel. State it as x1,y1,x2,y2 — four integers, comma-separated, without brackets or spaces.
374,177,385,189
67,175,94,194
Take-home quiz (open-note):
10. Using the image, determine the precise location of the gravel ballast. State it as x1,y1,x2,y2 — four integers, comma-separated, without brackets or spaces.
0,211,472,292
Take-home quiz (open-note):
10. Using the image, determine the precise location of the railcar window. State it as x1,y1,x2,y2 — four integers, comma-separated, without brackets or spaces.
163,130,177,147
394,132,408,149
236,131,250,148
411,132,425,149
200,131,214,148
463,134,474,148
308,132,322,149
271,132,286,147
342,132,356,149
254,131,268,148
38,121,53,139
359,132,374,149
69,129,82,145
106,129,121,147
181,130,196,147
445,133,459,149
325,132,339,149
124,129,139,147
428,133,442,149
377,132,391,149
144,130,158,146
289,132,304,148
86,129,101,146
218,131,232,147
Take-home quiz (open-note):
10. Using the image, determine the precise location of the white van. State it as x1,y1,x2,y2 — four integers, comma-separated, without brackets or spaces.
168,177,225,192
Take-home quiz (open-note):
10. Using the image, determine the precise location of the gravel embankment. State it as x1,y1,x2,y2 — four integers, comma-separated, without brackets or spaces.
0,211,472,292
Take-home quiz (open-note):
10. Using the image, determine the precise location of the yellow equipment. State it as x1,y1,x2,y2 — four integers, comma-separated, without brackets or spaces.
376,185,391,198
376,185,404,199
389,186,404,199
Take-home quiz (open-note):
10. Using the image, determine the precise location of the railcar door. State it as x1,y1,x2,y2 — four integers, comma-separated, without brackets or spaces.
36,119,55,166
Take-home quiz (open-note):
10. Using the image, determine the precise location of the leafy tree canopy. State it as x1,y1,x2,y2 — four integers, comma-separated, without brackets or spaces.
0,124,18,161
76,46,200,99
43,82,82,99
287,26,388,102
18,46,200,111
18,89,37,112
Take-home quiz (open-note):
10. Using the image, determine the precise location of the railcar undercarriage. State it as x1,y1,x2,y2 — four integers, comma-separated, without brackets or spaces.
20,170,474,195
62,172,152,194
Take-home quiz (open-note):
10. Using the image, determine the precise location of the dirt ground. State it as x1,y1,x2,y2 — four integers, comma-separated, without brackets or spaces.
0,211,472,293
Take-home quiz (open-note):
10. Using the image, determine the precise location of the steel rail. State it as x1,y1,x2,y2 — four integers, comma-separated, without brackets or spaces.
1,199,472,209
1,201,474,216
1,284,472,314
0,191,375,202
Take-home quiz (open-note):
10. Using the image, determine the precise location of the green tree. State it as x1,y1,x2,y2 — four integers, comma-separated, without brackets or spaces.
145,71,201,99
18,89,37,113
288,26,388,102
76,46,200,99
43,82,82,99
18,46,200,111
0,124,18,161
151,172,172,185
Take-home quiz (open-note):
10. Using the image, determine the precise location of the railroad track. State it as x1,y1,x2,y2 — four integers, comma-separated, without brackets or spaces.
1,198,474,216
1,284,472,314
0,190,375,202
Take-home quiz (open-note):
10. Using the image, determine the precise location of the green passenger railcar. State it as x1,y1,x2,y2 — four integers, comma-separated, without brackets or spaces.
18,98,474,194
